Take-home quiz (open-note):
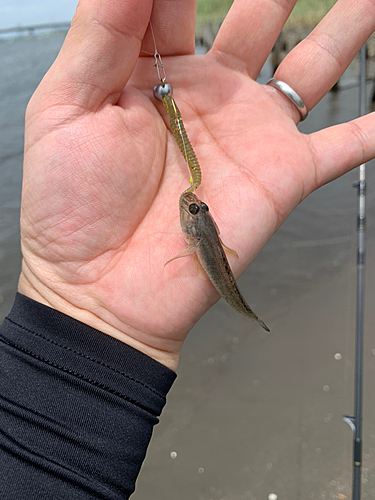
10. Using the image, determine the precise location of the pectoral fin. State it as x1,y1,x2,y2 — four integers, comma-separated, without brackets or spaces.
192,252,208,281
165,243,200,266
212,218,221,235
220,239,239,259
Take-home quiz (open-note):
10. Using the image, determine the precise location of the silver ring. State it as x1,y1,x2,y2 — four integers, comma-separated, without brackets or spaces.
266,78,308,121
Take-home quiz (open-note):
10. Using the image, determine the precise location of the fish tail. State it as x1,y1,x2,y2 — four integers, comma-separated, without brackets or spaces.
257,317,271,332
243,304,270,332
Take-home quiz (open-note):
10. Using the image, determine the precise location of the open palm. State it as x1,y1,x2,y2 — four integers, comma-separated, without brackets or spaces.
19,0,375,370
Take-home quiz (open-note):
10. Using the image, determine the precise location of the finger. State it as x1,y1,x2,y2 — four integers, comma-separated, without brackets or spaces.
141,0,196,57
33,0,153,111
306,113,375,194
273,0,375,119
212,0,298,79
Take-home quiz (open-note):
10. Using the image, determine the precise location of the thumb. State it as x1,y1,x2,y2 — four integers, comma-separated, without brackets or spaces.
31,0,153,112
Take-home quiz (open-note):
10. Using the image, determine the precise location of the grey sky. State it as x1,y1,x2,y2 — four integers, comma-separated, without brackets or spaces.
0,0,78,30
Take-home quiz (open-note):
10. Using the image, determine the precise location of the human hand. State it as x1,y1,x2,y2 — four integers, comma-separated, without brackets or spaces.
19,0,375,370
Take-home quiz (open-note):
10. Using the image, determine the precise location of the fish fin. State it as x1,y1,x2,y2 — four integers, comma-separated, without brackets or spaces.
191,252,208,280
164,244,199,266
212,218,221,235
220,239,239,259
247,308,270,332
258,319,270,332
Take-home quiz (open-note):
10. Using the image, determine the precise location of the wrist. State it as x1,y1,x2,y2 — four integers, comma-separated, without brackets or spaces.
18,269,179,372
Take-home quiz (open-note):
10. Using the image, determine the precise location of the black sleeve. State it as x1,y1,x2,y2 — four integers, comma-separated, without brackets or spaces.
0,293,176,500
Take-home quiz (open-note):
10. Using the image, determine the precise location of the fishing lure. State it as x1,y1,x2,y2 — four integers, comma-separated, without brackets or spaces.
153,82,202,195
151,42,201,195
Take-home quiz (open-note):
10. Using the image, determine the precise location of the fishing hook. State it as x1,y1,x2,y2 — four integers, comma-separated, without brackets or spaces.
150,20,167,84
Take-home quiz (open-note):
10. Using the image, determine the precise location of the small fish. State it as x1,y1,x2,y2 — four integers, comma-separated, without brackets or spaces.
166,192,270,332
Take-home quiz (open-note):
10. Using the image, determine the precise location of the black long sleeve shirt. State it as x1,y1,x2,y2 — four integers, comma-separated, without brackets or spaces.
0,293,176,499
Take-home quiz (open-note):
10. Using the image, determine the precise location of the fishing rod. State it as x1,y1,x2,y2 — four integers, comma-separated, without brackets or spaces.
343,43,367,500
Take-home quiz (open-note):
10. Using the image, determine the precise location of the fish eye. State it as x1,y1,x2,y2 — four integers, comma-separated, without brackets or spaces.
200,202,209,212
189,203,200,215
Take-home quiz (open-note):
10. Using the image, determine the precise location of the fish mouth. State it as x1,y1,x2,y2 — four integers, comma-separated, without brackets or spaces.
179,191,200,213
